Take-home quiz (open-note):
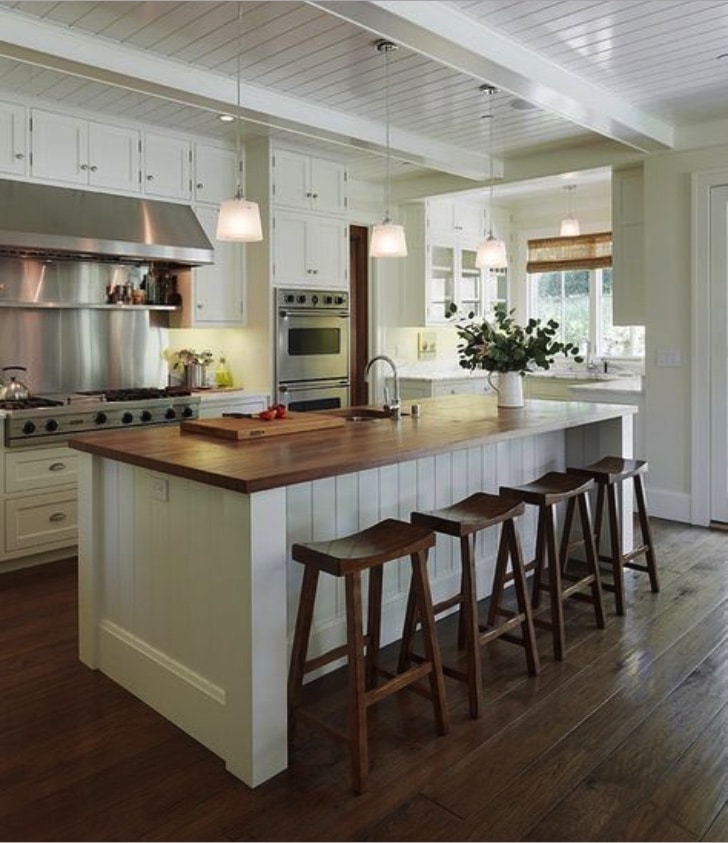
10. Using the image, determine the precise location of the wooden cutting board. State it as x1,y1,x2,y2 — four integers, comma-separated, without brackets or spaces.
180,411,346,441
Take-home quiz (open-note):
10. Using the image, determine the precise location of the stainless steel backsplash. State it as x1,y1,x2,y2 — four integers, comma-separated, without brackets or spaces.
0,258,168,393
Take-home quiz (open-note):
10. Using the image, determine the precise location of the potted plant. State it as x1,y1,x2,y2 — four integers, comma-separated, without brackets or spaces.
164,348,215,388
446,302,583,407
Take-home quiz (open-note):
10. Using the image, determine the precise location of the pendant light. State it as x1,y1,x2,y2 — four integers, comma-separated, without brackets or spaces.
370,40,407,258
475,84,507,269
216,2,262,242
559,184,580,236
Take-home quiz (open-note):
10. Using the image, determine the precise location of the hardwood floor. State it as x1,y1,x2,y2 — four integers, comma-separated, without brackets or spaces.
1,518,726,841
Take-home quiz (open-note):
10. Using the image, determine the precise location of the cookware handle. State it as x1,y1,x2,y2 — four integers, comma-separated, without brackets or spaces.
2,366,27,373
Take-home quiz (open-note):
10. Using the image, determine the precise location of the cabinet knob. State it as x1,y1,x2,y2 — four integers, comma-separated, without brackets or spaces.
80,164,88,171
197,303,204,309
147,174,154,181
196,182,204,189
14,152,24,160
305,192,312,198
90,165,98,172
312,192,318,199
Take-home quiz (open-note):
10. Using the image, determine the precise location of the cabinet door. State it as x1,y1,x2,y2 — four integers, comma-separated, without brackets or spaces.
0,101,27,176
458,247,483,318
194,143,238,205
272,210,308,285
428,243,455,322
309,157,347,214
272,149,309,209
190,205,244,325
88,121,140,193
309,217,348,288
30,109,87,185
143,132,191,200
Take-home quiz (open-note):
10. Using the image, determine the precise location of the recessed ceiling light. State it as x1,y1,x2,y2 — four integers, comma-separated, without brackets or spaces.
219,114,235,122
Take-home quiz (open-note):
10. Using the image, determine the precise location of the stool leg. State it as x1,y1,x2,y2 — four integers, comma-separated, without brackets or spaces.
410,549,450,736
503,518,540,676
345,571,368,794
593,482,606,559
635,475,660,593
605,483,626,616
578,493,606,629
397,577,418,674
457,534,475,651
288,565,320,736
559,496,577,573
366,566,383,689
544,505,566,661
459,533,483,719
531,509,547,609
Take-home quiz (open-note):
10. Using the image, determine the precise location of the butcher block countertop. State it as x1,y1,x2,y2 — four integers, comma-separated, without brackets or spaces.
67,394,636,495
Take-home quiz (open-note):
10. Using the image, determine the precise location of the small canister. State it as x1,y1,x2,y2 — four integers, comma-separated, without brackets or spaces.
411,403,421,418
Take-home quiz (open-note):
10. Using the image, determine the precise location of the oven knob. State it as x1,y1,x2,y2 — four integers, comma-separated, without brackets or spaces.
284,294,295,304
296,295,306,304
181,405,194,418
45,419,59,432
140,410,152,422
324,295,333,304
311,294,319,304
94,412,107,425
335,295,345,305
121,411,134,424
165,407,176,420
22,420,36,435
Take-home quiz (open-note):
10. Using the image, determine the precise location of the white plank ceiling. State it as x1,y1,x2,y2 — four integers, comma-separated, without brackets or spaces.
0,0,726,193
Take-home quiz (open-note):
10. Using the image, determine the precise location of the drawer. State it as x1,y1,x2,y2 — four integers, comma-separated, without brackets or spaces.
431,380,476,397
5,447,78,493
5,489,77,552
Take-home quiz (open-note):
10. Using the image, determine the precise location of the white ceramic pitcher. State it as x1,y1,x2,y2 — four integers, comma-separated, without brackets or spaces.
487,370,524,408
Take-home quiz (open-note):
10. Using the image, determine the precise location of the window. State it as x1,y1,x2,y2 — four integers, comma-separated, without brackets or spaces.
527,233,644,360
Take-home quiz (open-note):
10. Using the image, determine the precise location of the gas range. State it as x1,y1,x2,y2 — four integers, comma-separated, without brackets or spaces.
1,387,201,447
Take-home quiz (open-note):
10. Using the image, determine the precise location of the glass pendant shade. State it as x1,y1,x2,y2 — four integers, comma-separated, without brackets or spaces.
216,196,263,242
370,220,408,258
559,216,580,236
475,232,507,269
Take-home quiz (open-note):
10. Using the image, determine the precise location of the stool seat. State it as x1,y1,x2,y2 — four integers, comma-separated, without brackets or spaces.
401,492,539,719
567,457,659,615
568,456,648,484
288,518,449,794
410,492,525,537
500,471,595,507
498,471,606,661
292,518,435,575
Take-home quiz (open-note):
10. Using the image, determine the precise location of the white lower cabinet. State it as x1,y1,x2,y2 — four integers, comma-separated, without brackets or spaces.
388,376,491,400
1,443,78,561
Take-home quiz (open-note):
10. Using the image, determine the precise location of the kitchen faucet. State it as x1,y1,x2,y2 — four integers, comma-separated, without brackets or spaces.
364,355,400,416
582,338,599,371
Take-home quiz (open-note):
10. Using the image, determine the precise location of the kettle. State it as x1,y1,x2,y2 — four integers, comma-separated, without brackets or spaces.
0,366,31,401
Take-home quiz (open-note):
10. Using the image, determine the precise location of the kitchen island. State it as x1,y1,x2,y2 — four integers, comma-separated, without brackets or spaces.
69,394,636,788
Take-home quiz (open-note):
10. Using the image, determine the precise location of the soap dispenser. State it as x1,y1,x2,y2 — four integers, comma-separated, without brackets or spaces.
214,357,233,388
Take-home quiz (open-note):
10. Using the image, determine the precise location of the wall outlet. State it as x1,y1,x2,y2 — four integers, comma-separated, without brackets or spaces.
149,475,169,502
656,348,682,367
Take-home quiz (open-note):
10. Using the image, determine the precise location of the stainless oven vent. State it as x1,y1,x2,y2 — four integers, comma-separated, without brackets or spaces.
0,179,214,267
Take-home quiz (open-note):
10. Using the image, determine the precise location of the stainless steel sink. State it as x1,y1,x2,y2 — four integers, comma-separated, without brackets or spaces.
336,407,393,422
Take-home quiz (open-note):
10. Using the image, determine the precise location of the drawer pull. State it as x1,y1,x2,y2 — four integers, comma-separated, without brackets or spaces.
49,512,67,523
49,462,67,472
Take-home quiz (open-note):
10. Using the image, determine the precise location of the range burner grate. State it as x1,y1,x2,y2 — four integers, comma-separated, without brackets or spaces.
0,396,65,411
83,387,193,402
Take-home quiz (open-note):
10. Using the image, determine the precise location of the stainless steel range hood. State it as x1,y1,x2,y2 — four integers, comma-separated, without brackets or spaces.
0,179,214,266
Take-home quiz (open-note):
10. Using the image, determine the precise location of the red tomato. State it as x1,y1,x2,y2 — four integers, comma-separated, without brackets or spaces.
275,404,287,418
258,409,276,421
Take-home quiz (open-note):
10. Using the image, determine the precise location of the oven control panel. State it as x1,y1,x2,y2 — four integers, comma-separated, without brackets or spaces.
277,288,348,310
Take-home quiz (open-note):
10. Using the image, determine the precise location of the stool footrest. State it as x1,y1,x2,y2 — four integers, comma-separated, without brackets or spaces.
478,614,527,644
623,544,649,564
303,636,373,675
432,593,463,617
366,661,433,707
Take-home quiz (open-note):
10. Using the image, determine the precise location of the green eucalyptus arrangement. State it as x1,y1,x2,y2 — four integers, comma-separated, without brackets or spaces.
446,302,583,376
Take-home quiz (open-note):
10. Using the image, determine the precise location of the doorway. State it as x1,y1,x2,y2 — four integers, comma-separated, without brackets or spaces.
349,225,369,406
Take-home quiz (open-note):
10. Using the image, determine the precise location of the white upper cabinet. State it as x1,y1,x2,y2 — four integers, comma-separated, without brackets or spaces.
272,209,348,288
193,143,238,205
175,204,245,327
0,101,28,177
427,197,484,240
271,148,347,215
30,108,140,192
143,132,191,201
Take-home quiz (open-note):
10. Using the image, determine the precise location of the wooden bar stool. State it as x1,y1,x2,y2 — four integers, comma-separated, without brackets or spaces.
399,493,540,719
287,518,449,794
567,457,659,615
499,472,606,661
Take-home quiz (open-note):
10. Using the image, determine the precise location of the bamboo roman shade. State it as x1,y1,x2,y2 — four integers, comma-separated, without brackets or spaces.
527,231,612,273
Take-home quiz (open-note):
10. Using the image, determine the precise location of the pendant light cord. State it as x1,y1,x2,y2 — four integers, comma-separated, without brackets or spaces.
384,42,392,221
487,85,495,237
235,1,242,200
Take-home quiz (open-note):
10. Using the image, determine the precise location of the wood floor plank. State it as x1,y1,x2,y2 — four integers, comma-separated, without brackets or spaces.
702,800,728,842
522,646,728,841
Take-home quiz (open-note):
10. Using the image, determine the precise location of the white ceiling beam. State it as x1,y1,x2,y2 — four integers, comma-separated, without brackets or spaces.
0,7,490,181
310,0,674,153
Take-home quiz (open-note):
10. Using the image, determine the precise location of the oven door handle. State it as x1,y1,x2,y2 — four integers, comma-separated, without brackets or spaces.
278,309,349,319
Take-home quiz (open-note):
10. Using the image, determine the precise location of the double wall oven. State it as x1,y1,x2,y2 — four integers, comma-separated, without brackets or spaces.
275,288,350,412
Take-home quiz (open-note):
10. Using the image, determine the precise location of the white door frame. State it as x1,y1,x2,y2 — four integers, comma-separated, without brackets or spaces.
691,168,728,525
